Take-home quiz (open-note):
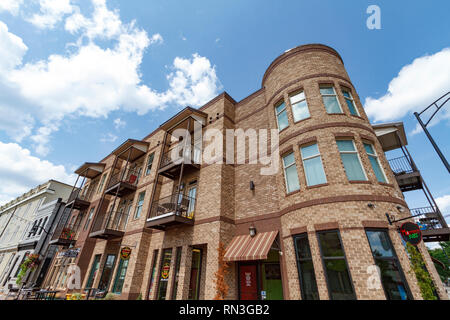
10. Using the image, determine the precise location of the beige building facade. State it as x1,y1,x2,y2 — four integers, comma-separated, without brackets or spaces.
43,44,448,300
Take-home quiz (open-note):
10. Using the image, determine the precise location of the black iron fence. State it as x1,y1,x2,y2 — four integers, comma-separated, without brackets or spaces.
388,155,417,175
107,167,140,189
91,209,129,233
410,206,444,230
148,193,196,220
160,145,202,168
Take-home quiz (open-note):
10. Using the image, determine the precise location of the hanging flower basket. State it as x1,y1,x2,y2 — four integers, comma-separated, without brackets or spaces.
16,254,40,285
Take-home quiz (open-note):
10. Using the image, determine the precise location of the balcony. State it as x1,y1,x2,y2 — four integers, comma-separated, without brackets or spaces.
145,193,195,230
388,156,422,192
50,223,77,246
104,168,140,197
65,189,91,211
158,146,201,179
89,209,129,240
411,206,450,242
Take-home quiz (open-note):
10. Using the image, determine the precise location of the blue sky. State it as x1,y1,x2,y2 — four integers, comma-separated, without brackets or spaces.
0,0,449,221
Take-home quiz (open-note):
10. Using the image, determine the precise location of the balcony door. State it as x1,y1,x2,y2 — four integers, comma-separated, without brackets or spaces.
187,184,197,219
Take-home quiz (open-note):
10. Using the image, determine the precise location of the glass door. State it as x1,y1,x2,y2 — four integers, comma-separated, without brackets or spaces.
187,185,197,219
86,255,101,288
98,254,116,291
188,248,202,300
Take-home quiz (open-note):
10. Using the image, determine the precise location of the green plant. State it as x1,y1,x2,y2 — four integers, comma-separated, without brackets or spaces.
103,293,118,300
406,243,437,300
16,254,40,285
71,293,83,300
136,293,142,300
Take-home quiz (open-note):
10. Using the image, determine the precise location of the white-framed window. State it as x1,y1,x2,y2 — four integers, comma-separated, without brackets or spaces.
364,143,388,183
289,91,310,122
97,174,108,194
320,85,343,114
342,88,359,116
134,192,146,219
275,101,289,131
300,143,327,186
145,153,155,176
84,207,96,230
336,140,367,181
282,152,300,193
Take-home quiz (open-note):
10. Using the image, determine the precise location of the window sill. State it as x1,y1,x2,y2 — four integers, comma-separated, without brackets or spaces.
286,189,301,197
349,180,371,184
326,112,346,116
293,117,311,125
378,182,394,187
350,114,364,120
306,183,329,190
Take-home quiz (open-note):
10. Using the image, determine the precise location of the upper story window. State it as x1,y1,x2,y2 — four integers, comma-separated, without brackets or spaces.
320,85,343,114
282,152,300,193
84,207,96,230
97,174,108,194
275,101,289,131
342,89,359,116
289,91,310,122
38,217,48,235
145,153,155,176
364,143,387,183
134,192,146,219
300,143,327,186
336,140,367,181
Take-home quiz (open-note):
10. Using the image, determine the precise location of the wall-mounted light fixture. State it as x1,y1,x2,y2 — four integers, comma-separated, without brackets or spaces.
368,203,376,209
396,205,405,213
250,181,255,191
249,225,257,237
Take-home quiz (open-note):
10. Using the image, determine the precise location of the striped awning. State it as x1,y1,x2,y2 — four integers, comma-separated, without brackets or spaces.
224,231,278,262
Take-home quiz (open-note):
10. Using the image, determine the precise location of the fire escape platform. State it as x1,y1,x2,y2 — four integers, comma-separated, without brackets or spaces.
49,238,76,246
145,213,194,230
104,182,137,197
394,171,423,192
65,198,91,211
422,228,450,242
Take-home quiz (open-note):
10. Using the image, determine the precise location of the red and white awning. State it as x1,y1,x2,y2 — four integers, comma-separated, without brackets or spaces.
224,231,278,262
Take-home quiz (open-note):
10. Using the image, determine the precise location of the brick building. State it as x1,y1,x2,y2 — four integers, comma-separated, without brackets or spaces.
43,44,449,300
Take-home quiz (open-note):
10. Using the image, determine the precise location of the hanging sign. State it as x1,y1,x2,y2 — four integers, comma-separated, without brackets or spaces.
120,247,132,260
399,222,422,246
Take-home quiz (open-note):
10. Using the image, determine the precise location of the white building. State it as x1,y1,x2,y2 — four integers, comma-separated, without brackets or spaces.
0,180,73,293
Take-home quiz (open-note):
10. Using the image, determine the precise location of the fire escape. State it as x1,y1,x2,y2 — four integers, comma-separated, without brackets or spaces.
374,122,450,242
145,107,206,230
89,139,149,240
50,163,105,246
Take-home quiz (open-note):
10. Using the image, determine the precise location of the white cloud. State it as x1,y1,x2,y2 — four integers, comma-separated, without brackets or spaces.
113,118,126,130
0,1,221,155
100,132,118,143
28,0,74,29
0,141,76,206
364,48,450,132
436,194,450,213
0,0,23,16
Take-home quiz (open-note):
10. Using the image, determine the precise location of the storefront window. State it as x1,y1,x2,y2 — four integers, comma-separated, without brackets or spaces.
188,248,202,300
157,248,173,300
112,258,129,294
148,250,159,299
171,247,183,299
317,230,356,300
366,230,411,300
98,254,116,291
86,255,101,288
293,234,319,300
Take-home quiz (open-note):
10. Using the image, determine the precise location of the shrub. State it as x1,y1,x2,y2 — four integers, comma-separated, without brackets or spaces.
103,293,118,300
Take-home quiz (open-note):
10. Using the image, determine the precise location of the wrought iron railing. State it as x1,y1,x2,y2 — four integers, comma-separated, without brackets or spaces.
51,221,79,242
148,193,196,220
160,145,201,169
410,206,444,230
107,167,140,189
91,209,129,234
388,156,417,176
67,185,95,204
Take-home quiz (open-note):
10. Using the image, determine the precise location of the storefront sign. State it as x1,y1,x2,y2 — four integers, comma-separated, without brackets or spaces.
400,222,422,246
161,262,170,280
120,247,132,260
60,248,80,258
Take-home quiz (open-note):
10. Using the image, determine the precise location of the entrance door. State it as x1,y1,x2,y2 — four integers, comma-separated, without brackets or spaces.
239,264,258,300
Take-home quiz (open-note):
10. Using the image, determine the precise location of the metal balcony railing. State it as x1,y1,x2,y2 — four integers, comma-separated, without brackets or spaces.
410,206,444,230
388,156,417,176
148,193,196,221
91,209,129,234
67,186,95,204
51,221,79,242
160,145,202,169
107,167,140,190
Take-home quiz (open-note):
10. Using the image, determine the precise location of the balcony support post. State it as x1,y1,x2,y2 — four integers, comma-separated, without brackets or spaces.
147,131,169,221
175,118,191,215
